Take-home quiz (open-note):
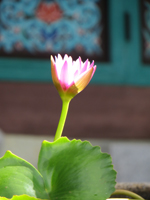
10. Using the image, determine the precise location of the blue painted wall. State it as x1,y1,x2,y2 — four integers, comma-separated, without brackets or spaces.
0,0,150,85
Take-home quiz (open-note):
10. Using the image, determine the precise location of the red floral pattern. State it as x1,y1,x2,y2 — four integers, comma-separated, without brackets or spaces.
36,2,62,23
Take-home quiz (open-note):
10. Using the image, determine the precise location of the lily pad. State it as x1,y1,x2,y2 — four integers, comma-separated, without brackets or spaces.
0,151,49,199
38,137,116,200
0,194,48,200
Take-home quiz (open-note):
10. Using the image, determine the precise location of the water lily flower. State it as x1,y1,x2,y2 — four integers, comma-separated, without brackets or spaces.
51,54,96,141
51,54,96,101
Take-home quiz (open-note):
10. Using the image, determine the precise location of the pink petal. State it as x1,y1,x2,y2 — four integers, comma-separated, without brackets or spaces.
51,56,62,92
60,60,70,91
88,65,96,82
64,54,68,60
75,57,81,71
90,60,94,68
67,56,73,67
80,59,88,74
58,54,62,60
51,55,54,63
91,65,96,78
78,57,82,69
54,55,64,78
75,67,94,93
74,69,79,81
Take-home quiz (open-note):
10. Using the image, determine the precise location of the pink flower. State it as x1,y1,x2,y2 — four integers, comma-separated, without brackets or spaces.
51,54,96,101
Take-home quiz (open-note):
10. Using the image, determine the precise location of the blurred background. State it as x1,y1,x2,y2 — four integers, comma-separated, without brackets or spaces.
0,0,150,182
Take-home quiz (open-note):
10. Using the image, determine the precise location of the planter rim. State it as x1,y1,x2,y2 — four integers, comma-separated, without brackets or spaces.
115,183,150,200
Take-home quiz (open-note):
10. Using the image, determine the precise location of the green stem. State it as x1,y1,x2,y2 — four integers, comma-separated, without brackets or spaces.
54,99,70,141
111,189,145,200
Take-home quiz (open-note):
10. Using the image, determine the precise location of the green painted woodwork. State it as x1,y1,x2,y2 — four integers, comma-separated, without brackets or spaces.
94,0,150,86
0,0,149,85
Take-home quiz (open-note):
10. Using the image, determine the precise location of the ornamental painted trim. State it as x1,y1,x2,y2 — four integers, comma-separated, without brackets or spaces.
0,0,109,62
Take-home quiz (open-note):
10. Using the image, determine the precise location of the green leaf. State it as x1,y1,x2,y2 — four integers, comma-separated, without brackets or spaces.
38,137,116,200
0,151,49,199
0,194,48,200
